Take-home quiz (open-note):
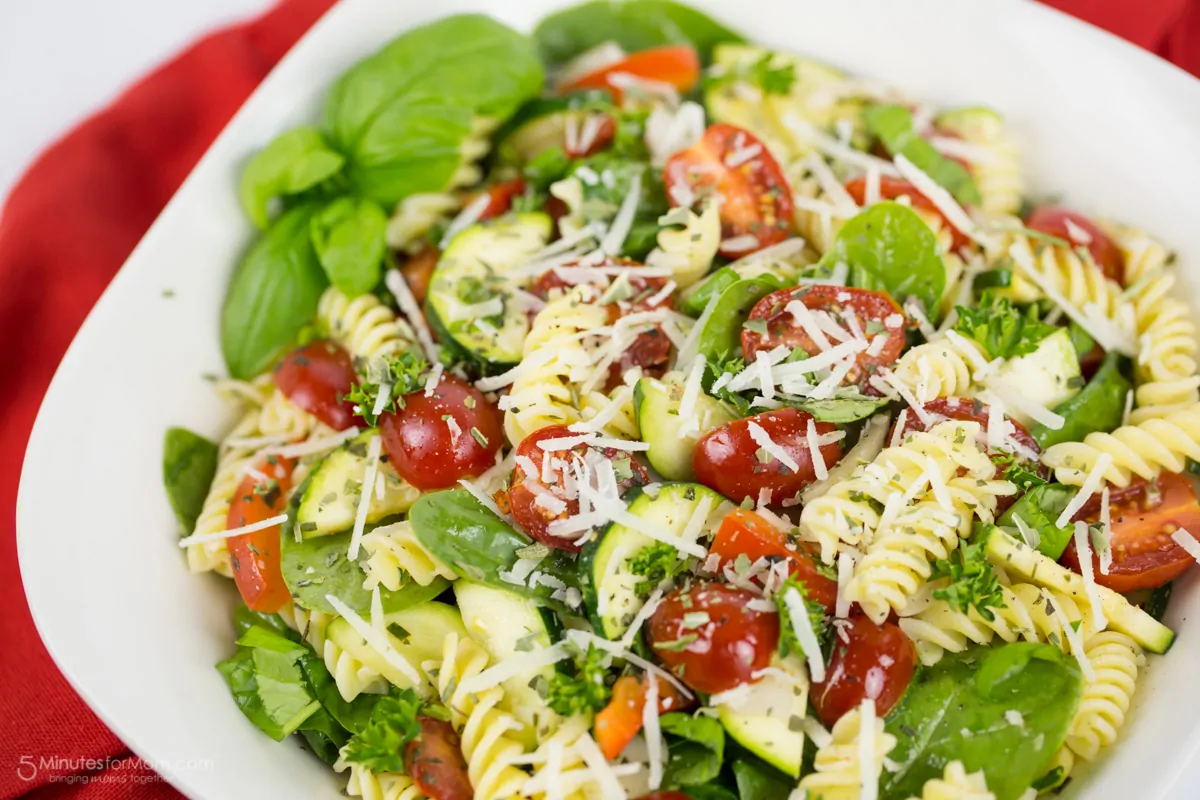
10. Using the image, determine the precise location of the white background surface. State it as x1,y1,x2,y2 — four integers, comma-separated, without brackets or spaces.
0,0,271,204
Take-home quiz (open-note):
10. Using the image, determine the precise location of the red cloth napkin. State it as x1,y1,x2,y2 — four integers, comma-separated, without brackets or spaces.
1,1,1196,797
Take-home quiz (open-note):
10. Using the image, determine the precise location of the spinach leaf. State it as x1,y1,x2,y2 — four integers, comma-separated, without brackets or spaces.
280,488,450,614
309,196,388,297
408,489,580,611
821,202,945,313
997,484,1077,560
239,128,345,229
953,294,1056,361
162,427,218,534
233,603,299,642
221,205,329,379
534,0,744,65
297,646,379,735
1066,320,1095,362
298,724,345,765
1032,352,1130,449
778,395,891,423
695,275,787,364
682,787,738,800
325,15,542,206
882,644,1082,800
863,104,980,205
661,712,725,787
731,755,792,800
217,626,323,741
1144,582,1173,622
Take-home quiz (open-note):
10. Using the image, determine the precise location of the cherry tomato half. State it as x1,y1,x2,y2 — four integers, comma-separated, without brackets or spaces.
227,456,296,613
709,509,839,612
468,178,527,222
1026,207,1124,285
742,286,907,383
665,123,794,258
1063,471,1200,592
594,674,690,759
812,615,916,727
565,113,617,158
646,582,779,695
405,717,473,800
507,425,649,551
378,376,504,491
844,175,970,252
693,409,843,505
273,340,359,430
559,45,701,102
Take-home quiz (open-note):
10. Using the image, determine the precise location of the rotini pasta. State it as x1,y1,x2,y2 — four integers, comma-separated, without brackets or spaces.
278,602,335,654
257,387,319,441
335,751,425,800
521,715,607,800
1128,269,1200,422
887,333,989,404
1041,401,1200,486
434,633,531,800
936,109,1022,216
360,520,457,590
387,192,461,251
907,761,994,800
797,705,897,800
1063,631,1143,762
646,202,721,287
318,287,420,369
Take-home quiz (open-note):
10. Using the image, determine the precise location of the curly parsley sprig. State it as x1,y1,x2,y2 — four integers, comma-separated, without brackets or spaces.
930,535,1005,621
546,644,612,717
344,351,428,426
342,689,449,774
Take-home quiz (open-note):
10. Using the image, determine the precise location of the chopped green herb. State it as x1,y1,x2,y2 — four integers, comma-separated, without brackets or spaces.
931,534,1005,621
545,644,611,716
628,542,686,593
952,294,1057,361
774,579,829,659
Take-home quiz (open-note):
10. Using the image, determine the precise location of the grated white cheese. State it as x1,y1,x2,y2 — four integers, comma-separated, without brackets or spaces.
439,192,491,249
457,478,506,519
1098,487,1113,575
1050,592,1095,682
325,593,422,686
644,675,664,789
1063,218,1093,245
1055,453,1113,528
264,427,361,459
1012,513,1041,551
889,409,909,448
1005,710,1025,727
600,172,643,256
782,114,901,176
1171,527,1200,561
747,421,800,473
676,355,708,435
892,154,986,245
177,514,289,547
574,732,627,800
836,551,854,618
385,269,441,366
423,363,444,397
620,589,664,650
457,642,570,695
720,234,761,253
859,698,879,800
875,367,934,427
784,587,826,683
803,717,833,749
347,435,382,560
1073,520,1108,632
569,630,692,698
806,418,830,480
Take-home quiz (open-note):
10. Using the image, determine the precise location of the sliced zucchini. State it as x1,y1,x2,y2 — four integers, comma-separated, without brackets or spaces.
425,213,552,371
324,601,466,694
934,106,1005,142
295,431,420,539
717,654,810,777
984,528,1175,654
634,375,736,480
679,256,799,318
495,91,611,164
454,581,562,742
983,328,1081,428
579,483,728,640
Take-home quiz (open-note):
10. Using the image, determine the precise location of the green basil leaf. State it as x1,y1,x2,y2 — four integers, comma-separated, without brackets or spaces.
661,712,725,788
997,484,1077,560
233,604,300,642
682,787,738,800
221,204,329,379
216,648,287,740
731,755,792,800
239,128,345,229
883,644,1083,800
408,488,580,612
1032,352,1130,449
534,0,744,65
695,275,788,364
778,395,891,423
310,196,388,297
863,104,980,206
162,427,218,535
298,723,346,765
325,15,543,206
822,201,946,313
219,626,323,741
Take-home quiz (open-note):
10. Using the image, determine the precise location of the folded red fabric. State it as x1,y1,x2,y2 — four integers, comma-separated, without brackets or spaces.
1,1,1193,797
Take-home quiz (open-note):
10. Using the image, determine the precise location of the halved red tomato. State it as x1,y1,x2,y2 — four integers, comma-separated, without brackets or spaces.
468,177,527,222
507,425,649,551
399,245,440,306
709,509,838,612
405,717,473,800
1026,207,1124,285
273,340,359,430
565,113,616,158
559,45,701,103
741,285,907,383
812,615,916,726
844,175,970,252
664,124,794,258
226,456,296,613
1062,471,1200,592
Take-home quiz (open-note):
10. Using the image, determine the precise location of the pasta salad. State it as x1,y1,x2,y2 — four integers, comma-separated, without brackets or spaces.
161,3,1198,799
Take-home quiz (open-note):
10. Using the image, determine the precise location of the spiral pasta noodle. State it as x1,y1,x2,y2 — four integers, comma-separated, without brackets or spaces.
789,174,846,257
1041,401,1200,487
908,761,994,800
800,420,1001,564
319,287,420,368
940,113,1022,216
257,387,319,441
899,581,1099,666
1063,631,1143,762
1128,270,1200,423
360,520,457,590
797,705,896,800
435,633,531,800
278,602,335,654
387,192,461,251
520,714,596,800
335,752,425,800
323,635,389,702
1106,222,1172,287
647,202,721,287
888,333,989,403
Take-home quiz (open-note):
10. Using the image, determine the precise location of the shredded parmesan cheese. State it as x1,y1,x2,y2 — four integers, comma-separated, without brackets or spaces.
347,435,382,560
784,587,826,683
1054,453,1113,528
1073,520,1108,632
325,593,423,686
177,514,289,547
859,698,879,800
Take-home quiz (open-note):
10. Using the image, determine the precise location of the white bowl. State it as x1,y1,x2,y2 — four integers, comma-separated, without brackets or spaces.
18,0,1200,797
